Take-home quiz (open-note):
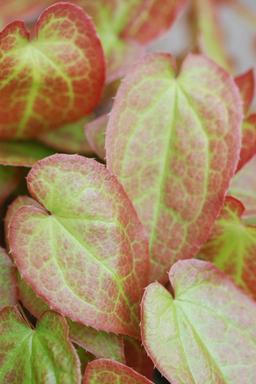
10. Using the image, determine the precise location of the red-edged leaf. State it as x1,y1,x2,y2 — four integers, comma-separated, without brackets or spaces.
83,359,153,384
8,154,149,337
85,114,108,160
0,141,54,167
199,196,256,299
106,53,242,282
141,259,256,384
0,3,105,139
124,337,154,380
237,114,256,171
39,117,94,155
0,247,16,309
235,69,255,114
231,154,256,218
0,166,20,206
0,306,81,383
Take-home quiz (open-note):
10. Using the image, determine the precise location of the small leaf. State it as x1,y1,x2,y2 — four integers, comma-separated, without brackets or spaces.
0,141,54,167
106,53,242,282
85,114,108,160
39,117,94,155
0,307,81,383
0,166,20,206
8,154,149,337
235,69,255,114
199,196,256,298
0,247,16,309
230,155,256,218
0,2,105,139
237,114,256,171
141,259,256,384
83,359,153,384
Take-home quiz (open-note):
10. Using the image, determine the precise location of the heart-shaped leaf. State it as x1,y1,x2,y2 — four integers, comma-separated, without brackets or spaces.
0,166,20,206
199,196,256,298
83,359,153,384
0,306,81,383
0,248,16,309
141,259,256,384
106,53,242,282
0,141,54,167
8,154,149,337
0,2,105,139
39,117,94,155
230,155,256,219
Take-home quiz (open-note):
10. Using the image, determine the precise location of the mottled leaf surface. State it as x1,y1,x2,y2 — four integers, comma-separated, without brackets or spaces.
8,154,149,336
141,259,256,384
231,155,256,218
0,141,54,167
107,53,242,281
199,196,256,298
39,117,93,155
0,307,81,383
0,3,105,139
0,248,16,309
85,114,108,160
83,359,153,384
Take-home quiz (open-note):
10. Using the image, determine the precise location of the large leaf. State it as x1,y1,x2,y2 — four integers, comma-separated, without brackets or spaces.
39,117,93,155
106,53,242,282
0,306,81,383
0,247,16,309
141,259,256,384
8,154,149,337
0,141,54,167
230,155,256,219
0,166,20,206
83,359,153,384
0,3,105,139
199,196,256,298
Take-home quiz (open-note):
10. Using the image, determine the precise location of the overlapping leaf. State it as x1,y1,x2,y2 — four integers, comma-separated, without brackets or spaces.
141,259,256,384
199,196,256,298
0,2,105,139
8,154,149,337
0,307,81,383
39,117,93,155
0,248,16,309
124,336,154,379
83,359,153,384
85,114,108,160
235,69,255,115
230,155,256,218
106,53,242,282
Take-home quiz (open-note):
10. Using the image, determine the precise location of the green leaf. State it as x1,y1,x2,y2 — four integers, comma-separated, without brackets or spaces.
0,247,16,309
0,141,54,167
141,259,256,384
0,2,105,139
106,53,242,282
8,154,149,337
0,307,81,383
83,359,153,384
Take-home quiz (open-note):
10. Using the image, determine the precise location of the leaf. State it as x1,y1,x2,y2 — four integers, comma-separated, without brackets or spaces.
8,154,149,337
199,196,256,298
237,114,256,172
39,117,94,155
124,336,154,380
0,2,105,139
141,259,256,384
0,141,54,167
0,306,81,383
106,53,242,282
0,0,51,24
230,155,256,219
191,0,232,71
0,247,16,309
235,69,255,114
85,114,108,160
83,359,153,384
0,166,20,206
